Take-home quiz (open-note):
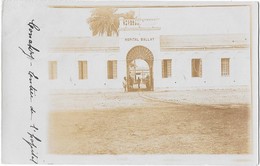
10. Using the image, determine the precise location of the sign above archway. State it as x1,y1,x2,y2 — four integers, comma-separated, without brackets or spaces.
125,37,155,42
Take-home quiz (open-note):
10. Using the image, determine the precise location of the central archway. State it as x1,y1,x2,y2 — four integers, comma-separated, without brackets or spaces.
126,46,154,91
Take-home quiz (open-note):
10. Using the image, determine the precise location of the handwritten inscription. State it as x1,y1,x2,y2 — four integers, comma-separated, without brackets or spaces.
29,71,39,102
19,19,41,164
19,20,40,60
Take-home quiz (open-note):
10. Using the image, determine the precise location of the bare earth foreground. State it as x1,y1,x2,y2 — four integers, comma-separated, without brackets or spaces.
49,88,251,154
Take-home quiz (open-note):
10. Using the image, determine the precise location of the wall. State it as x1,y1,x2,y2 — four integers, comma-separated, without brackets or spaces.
155,48,250,90
48,47,250,91
48,52,122,91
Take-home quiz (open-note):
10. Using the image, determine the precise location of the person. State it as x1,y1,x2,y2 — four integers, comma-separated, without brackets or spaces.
145,75,150,90
129,76,133,90
122,77,127,92
137,77,141,89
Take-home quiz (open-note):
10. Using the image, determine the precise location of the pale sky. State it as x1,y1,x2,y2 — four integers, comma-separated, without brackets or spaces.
135,59,149,69
48,6,250,37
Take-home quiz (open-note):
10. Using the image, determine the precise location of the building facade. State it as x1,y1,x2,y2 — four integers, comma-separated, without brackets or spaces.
48,18,250,91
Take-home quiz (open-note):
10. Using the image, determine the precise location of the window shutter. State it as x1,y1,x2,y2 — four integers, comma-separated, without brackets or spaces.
78,61,83,79
221,58,230,76
167,60,172,77
78,61,88,79
192,59,202,77
162,60,165,78
199,59,202,77
83,61,88,79
192,59,195,77
112,60,117,79
107,61,111,79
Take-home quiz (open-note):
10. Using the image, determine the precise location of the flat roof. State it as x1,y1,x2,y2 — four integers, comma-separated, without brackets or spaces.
49,34,249,53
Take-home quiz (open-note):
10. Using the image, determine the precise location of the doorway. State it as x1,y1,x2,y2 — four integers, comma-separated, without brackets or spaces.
126,46,154,92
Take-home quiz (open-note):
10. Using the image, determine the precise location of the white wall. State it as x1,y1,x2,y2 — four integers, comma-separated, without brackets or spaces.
156,49,250,90
48,47,250,91
48,52,123,91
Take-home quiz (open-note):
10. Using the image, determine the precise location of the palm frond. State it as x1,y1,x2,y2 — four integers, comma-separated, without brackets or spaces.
87,8,135,37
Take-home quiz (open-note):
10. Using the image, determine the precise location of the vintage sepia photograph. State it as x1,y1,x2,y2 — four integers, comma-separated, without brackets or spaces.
48,3,253,155
1,1,258,165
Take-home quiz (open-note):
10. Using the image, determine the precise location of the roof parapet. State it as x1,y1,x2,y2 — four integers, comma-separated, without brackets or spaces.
119,18,160,30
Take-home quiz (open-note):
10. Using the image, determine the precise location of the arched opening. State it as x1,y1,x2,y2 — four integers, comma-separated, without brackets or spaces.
126,46,154,91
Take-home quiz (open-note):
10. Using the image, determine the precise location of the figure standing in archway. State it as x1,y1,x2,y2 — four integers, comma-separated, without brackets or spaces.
122,77,127,92
137,77,141,89
145,75,150,90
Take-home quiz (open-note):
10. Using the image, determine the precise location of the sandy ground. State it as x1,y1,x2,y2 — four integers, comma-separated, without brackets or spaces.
50,88,251,110
49,88,251,154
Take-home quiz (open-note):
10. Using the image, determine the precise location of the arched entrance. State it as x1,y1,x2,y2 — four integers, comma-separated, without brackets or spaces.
126,46,154,91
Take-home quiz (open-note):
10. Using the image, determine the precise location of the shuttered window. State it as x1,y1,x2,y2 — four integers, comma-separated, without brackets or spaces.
49,61,57,80
78,61,88,79
192,59,202,77
221,58,230,76
162,59,172,78
107,60,117,79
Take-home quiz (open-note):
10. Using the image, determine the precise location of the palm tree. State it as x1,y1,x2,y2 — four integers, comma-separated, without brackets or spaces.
87,8,135,36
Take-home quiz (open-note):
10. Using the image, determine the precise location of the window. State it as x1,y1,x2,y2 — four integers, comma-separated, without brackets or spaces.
192,59,202,77
49,61,57,80
107,60,117,79
78,61,88,79
221,58,230,76
162,59,172,78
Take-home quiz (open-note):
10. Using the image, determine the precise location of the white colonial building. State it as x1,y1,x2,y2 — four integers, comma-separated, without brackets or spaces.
48,18,250,91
